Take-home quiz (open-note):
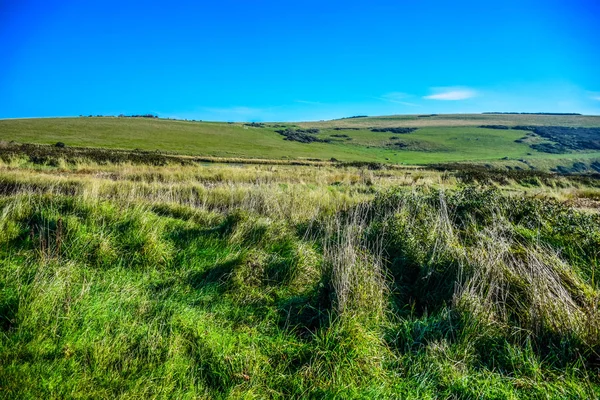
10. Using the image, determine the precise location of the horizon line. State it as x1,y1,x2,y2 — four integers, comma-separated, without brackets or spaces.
1,111,598,123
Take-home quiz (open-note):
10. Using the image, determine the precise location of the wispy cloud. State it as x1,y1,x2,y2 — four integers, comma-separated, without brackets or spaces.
394,101,420,106
380,92,409,102
582,90,600,103
377,92,420,106
206,106,267,116
424,87,477,101
294,100,322,105
188,105,282,121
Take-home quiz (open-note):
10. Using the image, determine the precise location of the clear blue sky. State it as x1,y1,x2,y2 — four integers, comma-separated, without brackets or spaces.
1,0,599,121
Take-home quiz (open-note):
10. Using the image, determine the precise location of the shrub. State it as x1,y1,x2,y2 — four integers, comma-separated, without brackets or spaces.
513,126,600,153
275,128,328,144
479,125,509,129
370,127,417,134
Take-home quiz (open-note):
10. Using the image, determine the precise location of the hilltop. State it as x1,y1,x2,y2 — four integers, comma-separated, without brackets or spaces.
1,113,600,171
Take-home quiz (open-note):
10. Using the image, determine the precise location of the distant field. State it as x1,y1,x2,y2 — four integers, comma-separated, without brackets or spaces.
1,114,599,169
300,113,600,128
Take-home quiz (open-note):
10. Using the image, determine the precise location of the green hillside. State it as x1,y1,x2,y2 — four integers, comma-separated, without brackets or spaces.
1,116,600,398
1,114,600,167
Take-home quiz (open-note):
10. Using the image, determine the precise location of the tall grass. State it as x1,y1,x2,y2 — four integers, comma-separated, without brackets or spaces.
0,161,599,398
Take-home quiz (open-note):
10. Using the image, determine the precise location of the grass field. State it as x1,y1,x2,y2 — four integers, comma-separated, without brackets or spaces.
1,115,600,398
1,114,599,168
0,158,599,398
300,113,600,129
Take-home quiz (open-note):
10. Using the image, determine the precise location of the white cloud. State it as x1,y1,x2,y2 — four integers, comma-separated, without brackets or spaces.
592,96,600,101
424,87,477,101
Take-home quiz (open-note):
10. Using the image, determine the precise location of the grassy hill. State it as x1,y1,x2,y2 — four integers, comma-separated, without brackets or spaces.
1,116,600,397
300,113,600,129
1,114,600,168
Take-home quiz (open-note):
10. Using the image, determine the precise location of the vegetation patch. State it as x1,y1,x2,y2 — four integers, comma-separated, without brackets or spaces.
530,142,568,153
244,122,265,128
479,124,510,129
0,142,189,166
370,127,418,134
513,126,600,152
387,142,408,149
483,112,582,115
431,162,600,184
331,134,351,140
275,128,329,144
552,162,593,174
116,113,159,118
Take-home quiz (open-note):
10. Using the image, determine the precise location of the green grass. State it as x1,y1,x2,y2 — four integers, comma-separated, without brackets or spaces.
0,162,599,398
1,115,599,167
302,113,600,129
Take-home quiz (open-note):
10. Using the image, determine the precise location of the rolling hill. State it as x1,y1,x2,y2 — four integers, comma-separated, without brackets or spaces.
2,114,600,398
1,114,600,169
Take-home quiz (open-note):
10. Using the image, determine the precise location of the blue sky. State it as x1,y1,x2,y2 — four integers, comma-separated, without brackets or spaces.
1,0,599,121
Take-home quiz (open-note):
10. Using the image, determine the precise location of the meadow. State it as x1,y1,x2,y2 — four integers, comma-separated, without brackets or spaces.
1,115,600,398
0,147,599,398
1,114,600,170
